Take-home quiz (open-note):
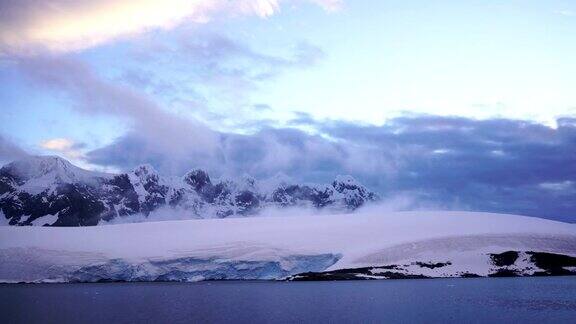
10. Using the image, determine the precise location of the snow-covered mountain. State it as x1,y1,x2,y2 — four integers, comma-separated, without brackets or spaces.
0,156,378,226
0,211,574,283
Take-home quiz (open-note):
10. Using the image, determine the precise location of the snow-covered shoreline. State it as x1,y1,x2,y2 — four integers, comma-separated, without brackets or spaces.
1,211,576,283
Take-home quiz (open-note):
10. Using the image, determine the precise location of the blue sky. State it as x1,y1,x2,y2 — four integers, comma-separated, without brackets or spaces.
1,0,576,220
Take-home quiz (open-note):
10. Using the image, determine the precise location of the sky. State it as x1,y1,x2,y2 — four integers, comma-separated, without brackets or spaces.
1,0,576,220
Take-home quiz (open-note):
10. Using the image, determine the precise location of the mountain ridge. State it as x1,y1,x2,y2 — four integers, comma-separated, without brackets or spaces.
0,155,378,226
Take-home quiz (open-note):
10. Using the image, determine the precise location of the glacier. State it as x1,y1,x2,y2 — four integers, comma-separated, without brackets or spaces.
1,210,575,283
0,247,340,283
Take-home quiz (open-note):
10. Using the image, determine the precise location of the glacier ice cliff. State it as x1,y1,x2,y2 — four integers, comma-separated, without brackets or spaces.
0,247,341,283
1,211,575,283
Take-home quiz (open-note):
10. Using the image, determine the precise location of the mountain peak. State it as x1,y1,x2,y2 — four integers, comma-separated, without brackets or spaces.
332,175,363,190
2,155,87,181
131,164,159,181
333,174,359,183
0,155,105,195
132,163,156,173
184,169,211,191
0,155,379,226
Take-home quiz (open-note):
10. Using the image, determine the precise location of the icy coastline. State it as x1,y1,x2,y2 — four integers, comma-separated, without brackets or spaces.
1,211,575,283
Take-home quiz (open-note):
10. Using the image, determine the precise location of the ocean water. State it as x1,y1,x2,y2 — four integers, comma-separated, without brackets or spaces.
1,277,576,323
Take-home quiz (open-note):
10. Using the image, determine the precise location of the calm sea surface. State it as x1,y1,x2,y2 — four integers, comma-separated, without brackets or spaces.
1,277,576,323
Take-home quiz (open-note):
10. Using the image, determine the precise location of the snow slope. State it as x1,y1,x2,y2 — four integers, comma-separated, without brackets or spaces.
4,155,110,195
1,211,575,282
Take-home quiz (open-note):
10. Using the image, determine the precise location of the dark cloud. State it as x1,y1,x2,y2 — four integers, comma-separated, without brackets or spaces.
17,55,221,172
321,116,576,187
87,126,349,182
13,38,328,174
87,131,219,176
86,115,576,222
288,112,317,126
0,134,29,164
11,42,576,222
252,104,272,111
318,116,576,221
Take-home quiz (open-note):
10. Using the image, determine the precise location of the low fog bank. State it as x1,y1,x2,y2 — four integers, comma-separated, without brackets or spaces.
103,194,447,225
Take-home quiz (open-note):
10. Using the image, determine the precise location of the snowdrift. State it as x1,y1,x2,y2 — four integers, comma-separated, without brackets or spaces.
1,211,575,283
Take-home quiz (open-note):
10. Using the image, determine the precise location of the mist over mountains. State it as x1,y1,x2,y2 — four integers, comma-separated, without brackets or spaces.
0,156,378,226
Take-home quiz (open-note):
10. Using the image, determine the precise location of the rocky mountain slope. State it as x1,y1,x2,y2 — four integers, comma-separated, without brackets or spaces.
0,156,378,226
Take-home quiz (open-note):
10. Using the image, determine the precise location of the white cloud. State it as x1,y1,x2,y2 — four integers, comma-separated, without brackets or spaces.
21,55,221,173
0,134,29,163
554,10,575,17
40,137,83,159
0,0,341,55
538,181,574,191
310,0,342,12
41,138,74,151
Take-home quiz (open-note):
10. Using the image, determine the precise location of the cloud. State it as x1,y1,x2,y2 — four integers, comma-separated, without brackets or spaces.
14,30,328,172
310,0,342,12
12,39,574,222
40,137,85,159
177,34,325,77
0,134,29,164
0,0,341,55
127,32,326,106
86,126,350,181
17,55,221,172
84,115,576,221
317,116,576,220
554,10,575,17
111,32,327,129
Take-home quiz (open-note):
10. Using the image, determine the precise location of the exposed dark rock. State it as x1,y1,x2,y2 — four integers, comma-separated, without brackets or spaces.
0,173,17,195
235,190,260,215
0,156,379,226
288,264,429,281
490,251,519,267
414,261,451,269
332,176,377,210
486,251,576,277
184,169,211,191
488,269,520,277
272,184,312,207
290,251,576,281
527,251,576,276
101,174,140,219
459,272,481,278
